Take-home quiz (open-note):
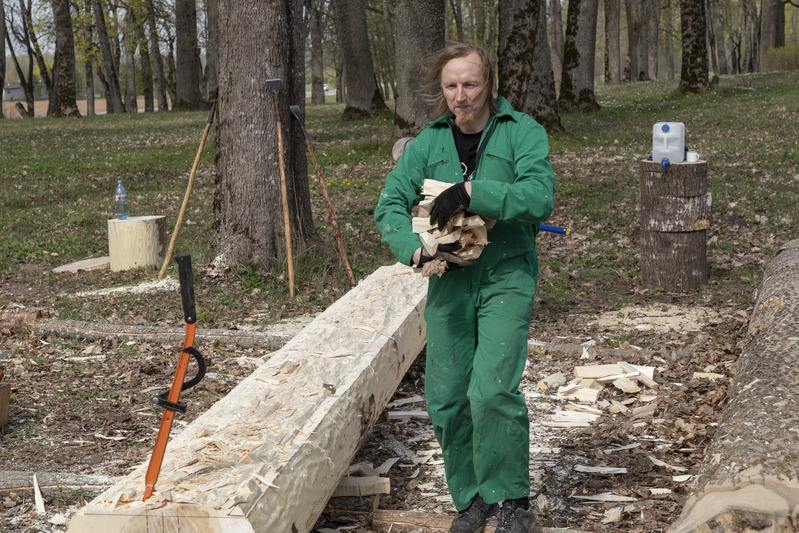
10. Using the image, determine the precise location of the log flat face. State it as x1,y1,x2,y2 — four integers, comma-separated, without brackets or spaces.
68,263,428,533
669,240,799,532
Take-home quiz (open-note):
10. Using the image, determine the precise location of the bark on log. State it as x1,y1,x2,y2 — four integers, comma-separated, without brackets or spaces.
0,470,119,496
67,263,428,533
668,239,799,532
640,160,710,292
107,216,166,271
33,319,295,350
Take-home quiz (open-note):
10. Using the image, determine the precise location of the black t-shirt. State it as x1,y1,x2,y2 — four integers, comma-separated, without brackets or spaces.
452,126,482,181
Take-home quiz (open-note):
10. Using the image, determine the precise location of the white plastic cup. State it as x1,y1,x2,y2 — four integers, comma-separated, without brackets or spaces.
686,150,699,162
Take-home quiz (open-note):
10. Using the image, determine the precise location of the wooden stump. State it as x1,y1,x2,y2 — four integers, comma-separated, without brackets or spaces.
67,263,428,533
668,240,799,532
107,216,166,271
640,160,711,291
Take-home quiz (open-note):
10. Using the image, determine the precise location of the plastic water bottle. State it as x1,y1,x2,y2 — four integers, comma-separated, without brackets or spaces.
115,180,128,220
652,122,685,172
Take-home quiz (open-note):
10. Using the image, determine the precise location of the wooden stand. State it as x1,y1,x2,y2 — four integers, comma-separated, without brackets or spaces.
0,382,10,427
640,160,711,291
107,216,166,272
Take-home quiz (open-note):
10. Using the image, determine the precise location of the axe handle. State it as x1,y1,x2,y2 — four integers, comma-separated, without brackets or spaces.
276,116,295,298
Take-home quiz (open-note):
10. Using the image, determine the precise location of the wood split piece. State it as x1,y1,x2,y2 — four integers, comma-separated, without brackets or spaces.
412,179,495,277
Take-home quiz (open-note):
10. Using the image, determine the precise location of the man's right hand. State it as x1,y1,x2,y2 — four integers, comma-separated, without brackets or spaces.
413,244,474,271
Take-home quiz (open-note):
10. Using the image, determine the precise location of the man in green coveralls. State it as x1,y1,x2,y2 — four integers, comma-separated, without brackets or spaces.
374,42,556,533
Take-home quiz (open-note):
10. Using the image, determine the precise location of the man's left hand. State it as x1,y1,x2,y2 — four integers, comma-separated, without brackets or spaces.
429,181,470,231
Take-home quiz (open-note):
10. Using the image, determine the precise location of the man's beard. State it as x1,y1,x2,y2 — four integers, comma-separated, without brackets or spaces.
454,109,475,129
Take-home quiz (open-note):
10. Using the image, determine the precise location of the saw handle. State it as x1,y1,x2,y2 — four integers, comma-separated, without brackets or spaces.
174,254,196,324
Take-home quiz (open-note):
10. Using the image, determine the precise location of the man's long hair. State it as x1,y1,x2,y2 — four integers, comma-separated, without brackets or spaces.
422,42,500,120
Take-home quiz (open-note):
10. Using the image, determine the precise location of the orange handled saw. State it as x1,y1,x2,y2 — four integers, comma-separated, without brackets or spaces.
143,254,206,501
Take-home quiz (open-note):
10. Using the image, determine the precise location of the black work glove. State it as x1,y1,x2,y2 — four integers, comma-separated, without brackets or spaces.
415,243,475,272
429,181,470,231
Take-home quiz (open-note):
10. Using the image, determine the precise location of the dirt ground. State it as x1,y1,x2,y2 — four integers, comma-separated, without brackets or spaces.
0,266,745,533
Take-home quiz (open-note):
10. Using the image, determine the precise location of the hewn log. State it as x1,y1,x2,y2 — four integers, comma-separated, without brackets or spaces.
668,239,799,532
67,263,428,533
640,160,710,292
107,216,166,271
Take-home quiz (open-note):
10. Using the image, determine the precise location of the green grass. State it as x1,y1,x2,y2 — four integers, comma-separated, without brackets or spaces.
1,72,798,336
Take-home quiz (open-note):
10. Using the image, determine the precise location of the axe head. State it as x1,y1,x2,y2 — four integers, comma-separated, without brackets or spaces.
266,78,281,97
289,105,303,123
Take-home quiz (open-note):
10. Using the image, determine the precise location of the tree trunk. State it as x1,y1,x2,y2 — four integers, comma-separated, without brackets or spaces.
499,0,563,133
707,0,729,75
393,0,445,138
449,0,464,41
0,1,6,119
308,0,326,105
214,0,318,271
604,0,621,83
82,0,95,115
743,0,759,72
51,0,81,117
337,0,389,119
134,4,154,113
19,0,54,115
558,0,601,112
549,0,564,86
203,0,219,101
678,0,710,93
122,10,138,113
382,0,397,98
759,0,785,70
664,0,677,78
669,239,799,532
93,0,125,113
144,0,168,111
175,0,202,109
165,34,178,106
624,0,639,81
638,0,651,80
645,0,659,80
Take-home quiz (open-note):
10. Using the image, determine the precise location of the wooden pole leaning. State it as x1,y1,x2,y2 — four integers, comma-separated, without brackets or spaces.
289,105,356,286
157,102,216,280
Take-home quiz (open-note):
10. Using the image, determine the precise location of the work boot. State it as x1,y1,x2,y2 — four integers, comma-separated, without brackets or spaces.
495,499,542,533
449,494,499,533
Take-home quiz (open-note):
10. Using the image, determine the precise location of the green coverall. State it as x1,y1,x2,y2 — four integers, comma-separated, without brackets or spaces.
374,97,555,511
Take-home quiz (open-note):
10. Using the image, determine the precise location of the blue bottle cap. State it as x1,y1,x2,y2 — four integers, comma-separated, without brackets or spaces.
662,124,670,132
